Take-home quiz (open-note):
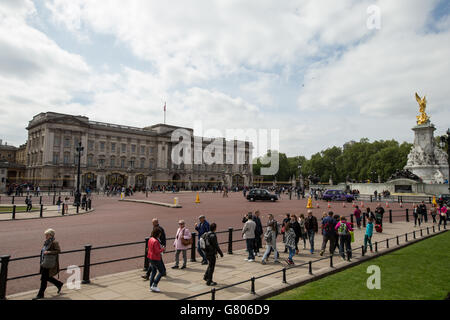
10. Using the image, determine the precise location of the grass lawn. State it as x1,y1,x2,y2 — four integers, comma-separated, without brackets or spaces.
0,206,28,213
269,230,450,300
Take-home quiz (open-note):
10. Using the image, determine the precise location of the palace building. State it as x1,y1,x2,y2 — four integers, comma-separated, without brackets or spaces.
22,112,253,190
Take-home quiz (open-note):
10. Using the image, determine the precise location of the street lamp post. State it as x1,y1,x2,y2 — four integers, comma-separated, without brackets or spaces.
440,128,450,192
75,142,84,206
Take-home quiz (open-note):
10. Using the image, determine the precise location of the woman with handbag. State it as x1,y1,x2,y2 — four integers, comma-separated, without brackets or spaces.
172,220,191,269
33,228,63,299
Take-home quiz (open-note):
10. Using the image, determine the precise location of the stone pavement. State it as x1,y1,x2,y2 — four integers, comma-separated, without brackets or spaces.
6,221,446,300
0,205,94,221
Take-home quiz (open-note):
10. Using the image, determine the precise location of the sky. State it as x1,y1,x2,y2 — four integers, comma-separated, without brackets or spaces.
0,0,449,158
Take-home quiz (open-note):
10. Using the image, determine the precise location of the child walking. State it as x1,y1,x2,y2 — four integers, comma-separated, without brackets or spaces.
364,217,374,253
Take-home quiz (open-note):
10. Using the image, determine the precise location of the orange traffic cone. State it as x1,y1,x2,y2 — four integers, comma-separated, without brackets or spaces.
385,201,389,208
195,192,200,203
342,202,346,208
328,202,331,208
316,202,320,208
400,202,403,208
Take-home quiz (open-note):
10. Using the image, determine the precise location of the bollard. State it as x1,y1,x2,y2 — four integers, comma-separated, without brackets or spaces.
413,231,416,239
144,237,149,271
190,232,197,262
362,213,366,228
282,268,287,283
76,204,79,214
0,255,11,300
211,288,216,300
251,277,255,294
228,228,233,254
308,261,312,275
12,196,14,205
39,196,42,205
350,214,354,225
396,236,399,246
427,227,429,235
433,226,435,233
406,209,409,222
370,195,372,202
12,205,16,220
405,233,408,242
386,238,389,249
375,242,378,253
82,245,92,284
389,210,392,223
40,204,43,218
428,197,431,204
420,229,423,237
330,255,333,268
52,195,55,205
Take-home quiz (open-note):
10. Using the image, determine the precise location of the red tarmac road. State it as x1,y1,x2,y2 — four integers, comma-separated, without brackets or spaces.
0,191,412,296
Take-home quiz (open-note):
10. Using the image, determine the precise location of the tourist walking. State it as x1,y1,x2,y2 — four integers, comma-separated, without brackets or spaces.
304,210,318,254
291,214,301,254
413,204,421,227
283,222,297,265
418,201,428,223
375,204,384,227
63,197,69,213
33,229,63,299
354,206,362,229
195,215,210,265
242,213,256,262
364,217,374,253
172,220,191,269
335,217,353,261
147,228,165,292
25,196,33,212
143,219,167,280
253,210,263,257
282,213,291,253
298,214,307,249
320,211,337,256
56,196,62,213
203,223,223,286
261,214,280,264
431,205,438,224
438,204,447,226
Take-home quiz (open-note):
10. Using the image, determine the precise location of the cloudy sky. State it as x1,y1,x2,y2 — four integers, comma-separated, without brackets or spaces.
1,0,449,158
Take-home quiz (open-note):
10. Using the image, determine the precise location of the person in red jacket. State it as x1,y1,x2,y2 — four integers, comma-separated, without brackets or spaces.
147,228,165,292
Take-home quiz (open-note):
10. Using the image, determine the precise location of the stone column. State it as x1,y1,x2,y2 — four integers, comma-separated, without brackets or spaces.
97,174,105,191
146,175,153,188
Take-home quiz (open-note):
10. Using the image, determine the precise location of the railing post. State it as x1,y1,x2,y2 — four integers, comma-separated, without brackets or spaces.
362,213,366,228
406,209,409,222
82,244,92,284
427,227,429,235
433,226,435,233
308,261,312,275
251,277,255,294
389,210,392,223
438,224,441,231
76,204,79,214
12,205,16,220
350,214,354,225
61,204,65,216
190,232,197,262
413,231,416,239
12,196,14,205
396,236,399,246
39,196,42,205
0,255,10,300
211,288,216,300
330,255,333,267
40,204,43,218
361,245,365,256
375,242,378,253
144,237,149,271
405,233,408,242
420,229,423,237
370,195,372,202
228,228,233,254
52,195,55,205
282,268,287,283
386,238,389,249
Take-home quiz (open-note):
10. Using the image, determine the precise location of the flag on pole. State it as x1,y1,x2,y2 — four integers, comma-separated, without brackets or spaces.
164,102,166,112
163,101,166,124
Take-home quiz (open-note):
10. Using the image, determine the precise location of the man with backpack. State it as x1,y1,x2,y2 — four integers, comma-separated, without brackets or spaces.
201,223,223,286
320,211,337,256
282,213,291,253
375,204,385,227
335,216,353,261
253,211,263,257
304,210,318,254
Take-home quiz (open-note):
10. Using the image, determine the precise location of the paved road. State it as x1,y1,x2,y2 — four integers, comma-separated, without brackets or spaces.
0,191,413,295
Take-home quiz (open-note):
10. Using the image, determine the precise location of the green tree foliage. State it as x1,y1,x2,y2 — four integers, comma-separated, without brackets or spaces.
253,139,412,183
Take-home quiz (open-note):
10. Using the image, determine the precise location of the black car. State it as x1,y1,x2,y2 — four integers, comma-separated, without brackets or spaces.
246,189,278,202
438,194,450,206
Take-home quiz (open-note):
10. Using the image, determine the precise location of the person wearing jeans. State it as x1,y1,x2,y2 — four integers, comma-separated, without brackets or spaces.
304,210,318,254
364,217,374,253
261,214,280,264
147,228,165,292
172,220,191,269
195,215,210,265
284,222,297,265
242,214,256,261
335,217,353,261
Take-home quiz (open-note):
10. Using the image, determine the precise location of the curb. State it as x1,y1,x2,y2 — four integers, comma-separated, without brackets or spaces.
119,199,182,208
0,208,95,222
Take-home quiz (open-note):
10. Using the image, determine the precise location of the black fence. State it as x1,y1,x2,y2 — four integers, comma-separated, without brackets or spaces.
0,208,446,300
354,194,437,204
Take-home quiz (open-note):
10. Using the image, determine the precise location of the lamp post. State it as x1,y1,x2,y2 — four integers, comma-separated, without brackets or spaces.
74,142,84,206
439,128,450,192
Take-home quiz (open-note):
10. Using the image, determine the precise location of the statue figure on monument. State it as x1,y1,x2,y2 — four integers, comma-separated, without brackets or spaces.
415,92,430,125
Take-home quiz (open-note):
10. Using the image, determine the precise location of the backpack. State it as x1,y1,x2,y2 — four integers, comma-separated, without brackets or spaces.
323,219,334,234
264,229,273,243
337,222,349,236
199,232,212,250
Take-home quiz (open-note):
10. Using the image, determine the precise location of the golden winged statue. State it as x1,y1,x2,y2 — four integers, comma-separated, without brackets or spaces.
415,92,429,125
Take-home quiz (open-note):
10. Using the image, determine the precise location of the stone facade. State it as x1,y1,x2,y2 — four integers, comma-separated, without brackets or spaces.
24,112,253,190
404,123,449,184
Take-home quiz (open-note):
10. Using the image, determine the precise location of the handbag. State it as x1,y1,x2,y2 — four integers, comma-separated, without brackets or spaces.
40,254,57,269
179,228,192,246
349,231,355,243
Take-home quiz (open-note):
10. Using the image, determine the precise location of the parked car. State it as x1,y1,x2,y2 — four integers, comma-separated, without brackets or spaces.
437,194,450,206
322,189,354,202
246,189,278,202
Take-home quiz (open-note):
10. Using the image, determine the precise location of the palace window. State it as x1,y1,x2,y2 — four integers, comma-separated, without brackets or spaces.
121,158,125,168
53,153,59,165
110,157,116,167
100,142,105,152
54,136,60,147
111,143,116,152
121,144,126,153
88,140,94,151
63,152,70,164
140,158,145,169
131,144,136,153
87,155,94,166
140,146,145,155
64,137,71,148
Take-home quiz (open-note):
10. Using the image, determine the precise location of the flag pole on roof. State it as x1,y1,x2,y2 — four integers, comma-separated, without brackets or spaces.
163,101,166,124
